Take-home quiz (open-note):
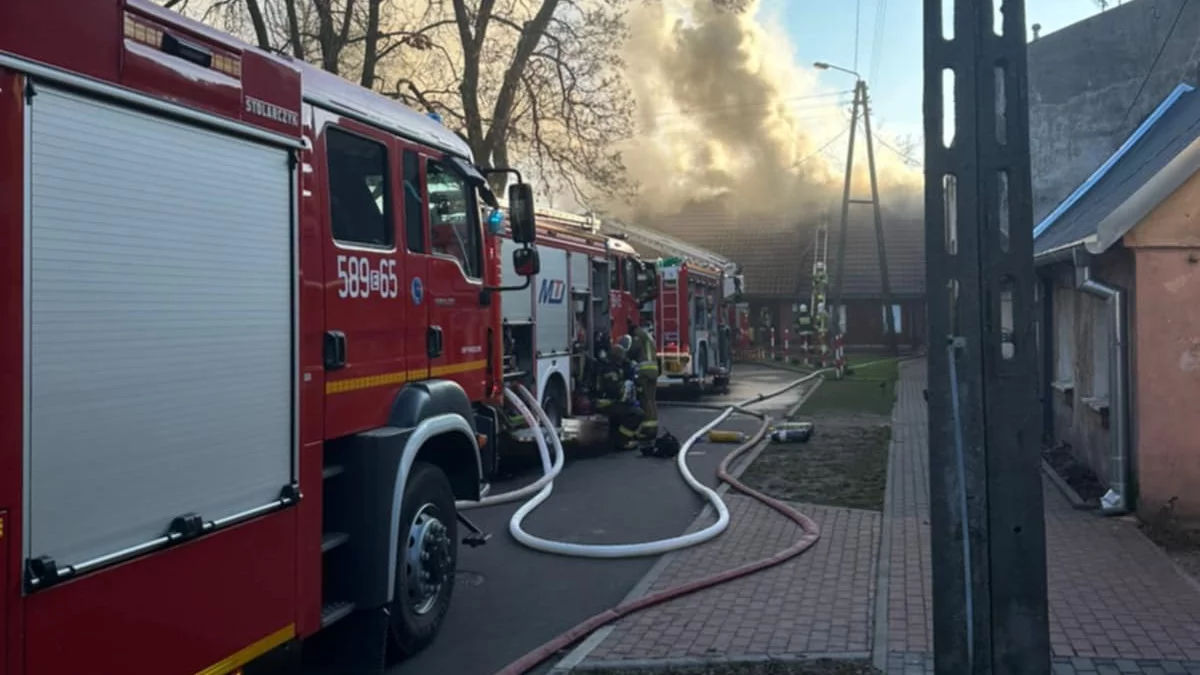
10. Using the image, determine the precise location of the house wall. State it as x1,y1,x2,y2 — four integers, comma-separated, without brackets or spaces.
1046,249,1134,489
1028,0,1200,222
1124,176,1200,523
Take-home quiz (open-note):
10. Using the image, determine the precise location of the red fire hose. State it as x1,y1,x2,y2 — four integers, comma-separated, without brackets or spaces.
492,400,822,675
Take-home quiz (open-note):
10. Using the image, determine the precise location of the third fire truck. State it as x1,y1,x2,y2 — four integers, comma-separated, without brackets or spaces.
602,222,744,391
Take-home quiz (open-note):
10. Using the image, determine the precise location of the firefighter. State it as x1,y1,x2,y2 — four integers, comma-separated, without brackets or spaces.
795,302,813,355
592,341,643,450
627,321,659,441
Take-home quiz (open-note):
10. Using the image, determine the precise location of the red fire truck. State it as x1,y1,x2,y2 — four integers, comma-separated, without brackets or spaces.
653,257,736,389
601,222,744,391
498,207,652,442
0,2,540,673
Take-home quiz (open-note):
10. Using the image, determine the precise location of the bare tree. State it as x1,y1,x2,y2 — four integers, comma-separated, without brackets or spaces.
165,0,437,87
158,0,740,203
388,0,635,201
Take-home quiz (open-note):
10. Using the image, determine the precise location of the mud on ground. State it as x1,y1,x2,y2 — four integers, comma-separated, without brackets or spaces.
740,413,891,512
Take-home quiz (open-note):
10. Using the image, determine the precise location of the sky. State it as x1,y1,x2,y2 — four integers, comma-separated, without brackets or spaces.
764,0,1105,152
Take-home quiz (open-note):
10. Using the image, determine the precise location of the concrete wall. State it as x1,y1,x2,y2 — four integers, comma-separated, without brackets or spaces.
1029,0,1200,222
1124,173,1200,524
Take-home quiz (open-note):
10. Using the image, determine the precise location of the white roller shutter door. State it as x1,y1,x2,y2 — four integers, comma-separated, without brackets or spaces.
25,86,295,569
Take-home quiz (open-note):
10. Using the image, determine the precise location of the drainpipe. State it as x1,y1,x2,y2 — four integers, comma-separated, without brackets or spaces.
1072,249,1131,516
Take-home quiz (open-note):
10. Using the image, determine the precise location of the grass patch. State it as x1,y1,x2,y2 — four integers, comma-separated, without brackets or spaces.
843,354,899,381
583,659,879,674
802,379,896,417
741,423,891,511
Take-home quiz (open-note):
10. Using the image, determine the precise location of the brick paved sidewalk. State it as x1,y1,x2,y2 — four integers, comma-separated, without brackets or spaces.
553,380,888,672
575,496,880,665
552,359,1200,675
881,359,1200,675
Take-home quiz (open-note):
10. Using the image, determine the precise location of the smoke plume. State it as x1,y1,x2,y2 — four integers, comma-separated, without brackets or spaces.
613,0,921,223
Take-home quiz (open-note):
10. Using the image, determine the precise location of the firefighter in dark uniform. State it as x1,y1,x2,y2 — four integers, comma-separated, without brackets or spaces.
593,341,643,450
627,321,659,441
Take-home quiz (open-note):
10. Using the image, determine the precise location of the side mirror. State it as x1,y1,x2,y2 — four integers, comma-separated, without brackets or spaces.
508,183,537,244
513,246,540,277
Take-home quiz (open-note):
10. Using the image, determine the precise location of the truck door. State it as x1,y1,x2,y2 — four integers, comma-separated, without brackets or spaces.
417,155,490,402
320,124,412,437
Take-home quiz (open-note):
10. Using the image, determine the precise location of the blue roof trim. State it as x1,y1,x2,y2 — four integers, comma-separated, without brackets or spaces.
1034,82,1195,239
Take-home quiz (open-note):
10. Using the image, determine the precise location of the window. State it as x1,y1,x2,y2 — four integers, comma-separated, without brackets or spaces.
625,259,639,296
326,128,392,247
881,303,903,334
611,258,621,292
426,160,482,279
402,151,426,253
1052,287,1075,388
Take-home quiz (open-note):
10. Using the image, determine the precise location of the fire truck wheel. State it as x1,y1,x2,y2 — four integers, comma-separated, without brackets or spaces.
541,384,565,432
391,461,458,655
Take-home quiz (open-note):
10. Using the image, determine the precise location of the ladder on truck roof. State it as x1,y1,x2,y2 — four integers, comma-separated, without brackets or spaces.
604,220,734,273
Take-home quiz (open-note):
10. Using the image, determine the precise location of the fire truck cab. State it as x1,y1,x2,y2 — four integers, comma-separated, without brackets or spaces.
0,2,538,673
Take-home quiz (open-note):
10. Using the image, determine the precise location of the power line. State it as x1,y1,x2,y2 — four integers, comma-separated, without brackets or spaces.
1121,0,1188,126
794,128,850,167
874,135,923,167
853,0,863,73
868,0,888,84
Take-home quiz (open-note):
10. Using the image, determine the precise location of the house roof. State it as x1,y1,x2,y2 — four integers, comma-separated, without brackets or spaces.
642,202,926,300
1034,83,1200,259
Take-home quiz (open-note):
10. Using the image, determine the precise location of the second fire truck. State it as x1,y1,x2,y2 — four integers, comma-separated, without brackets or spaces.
498,207,654,443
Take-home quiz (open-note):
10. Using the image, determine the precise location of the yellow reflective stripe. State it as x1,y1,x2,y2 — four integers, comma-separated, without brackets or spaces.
618,426,637,437
325,360,488,395
193,624,294,675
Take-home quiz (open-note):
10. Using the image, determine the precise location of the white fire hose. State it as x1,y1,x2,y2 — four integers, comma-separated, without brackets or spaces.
464,373,827,558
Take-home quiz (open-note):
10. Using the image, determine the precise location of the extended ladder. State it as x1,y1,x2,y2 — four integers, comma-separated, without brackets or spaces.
811,220,831,362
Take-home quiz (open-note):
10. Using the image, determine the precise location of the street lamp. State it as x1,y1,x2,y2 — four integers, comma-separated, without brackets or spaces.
810,59,899,353
813,61,862,82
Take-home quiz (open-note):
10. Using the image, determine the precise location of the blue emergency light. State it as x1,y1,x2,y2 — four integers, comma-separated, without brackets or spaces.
426,111,443,124
486,208,505,234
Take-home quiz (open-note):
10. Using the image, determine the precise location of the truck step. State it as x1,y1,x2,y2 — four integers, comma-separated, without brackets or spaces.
320,601,356,628
321,531,350,553
322,464,345,480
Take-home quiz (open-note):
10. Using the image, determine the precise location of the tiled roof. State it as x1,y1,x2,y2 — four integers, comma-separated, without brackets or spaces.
642,201,925,300
1034,83,1200,257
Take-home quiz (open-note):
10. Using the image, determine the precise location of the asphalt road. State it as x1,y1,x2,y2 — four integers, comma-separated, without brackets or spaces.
393,364,811,675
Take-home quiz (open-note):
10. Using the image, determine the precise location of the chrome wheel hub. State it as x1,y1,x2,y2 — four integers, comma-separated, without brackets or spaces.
405,504,452,615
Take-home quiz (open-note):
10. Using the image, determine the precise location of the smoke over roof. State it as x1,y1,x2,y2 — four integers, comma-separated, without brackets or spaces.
612,0,920,224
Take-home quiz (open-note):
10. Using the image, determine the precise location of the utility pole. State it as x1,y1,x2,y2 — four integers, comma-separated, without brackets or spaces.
924,1,1050,674
817,63,899,355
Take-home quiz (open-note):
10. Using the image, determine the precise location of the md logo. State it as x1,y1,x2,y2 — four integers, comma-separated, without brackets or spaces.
538,278,566,305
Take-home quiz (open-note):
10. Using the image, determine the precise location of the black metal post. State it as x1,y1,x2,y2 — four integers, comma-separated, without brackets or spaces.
923,1,1050,673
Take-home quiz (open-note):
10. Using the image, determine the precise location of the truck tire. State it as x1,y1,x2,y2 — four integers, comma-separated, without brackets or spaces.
541,382,564,432
389,461,458,656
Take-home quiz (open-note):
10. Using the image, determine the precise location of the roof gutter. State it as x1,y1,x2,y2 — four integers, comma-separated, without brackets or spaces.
1034,236,1096,267
1071,248,1131,516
